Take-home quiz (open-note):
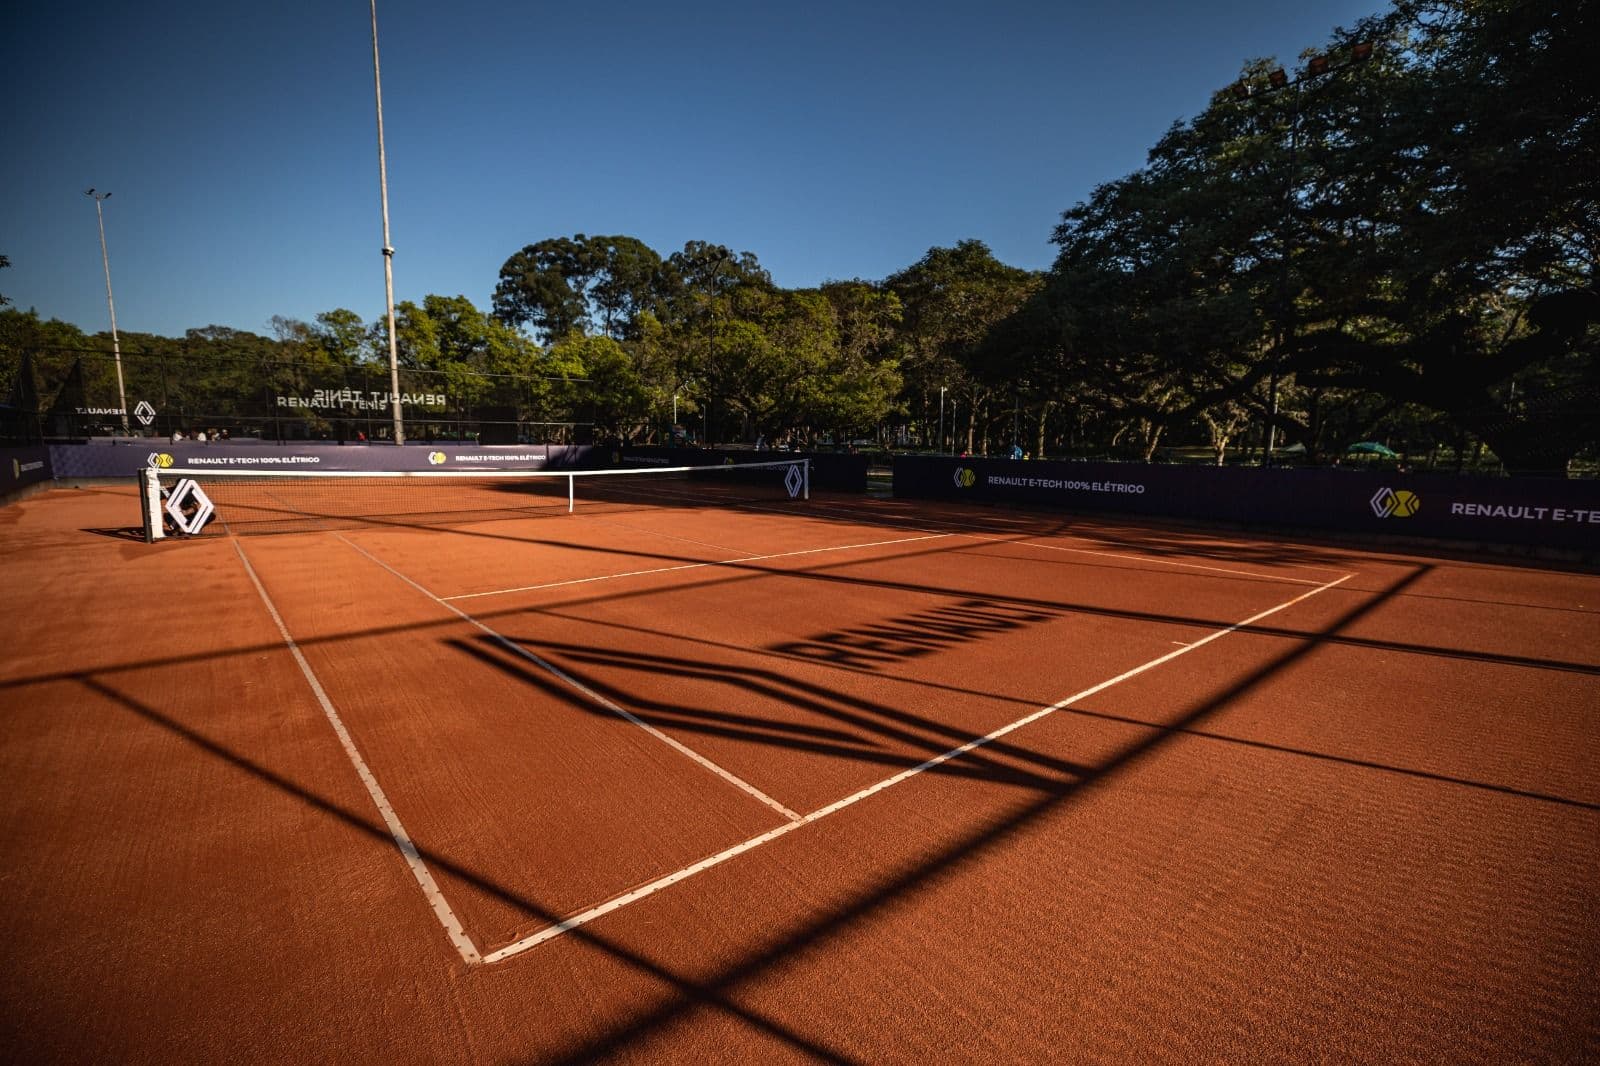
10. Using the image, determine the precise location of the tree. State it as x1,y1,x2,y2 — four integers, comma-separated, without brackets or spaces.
549,334,647,438
493,234,673,343
1023,0,1596,473
390,294,541,432
887,241,1040,454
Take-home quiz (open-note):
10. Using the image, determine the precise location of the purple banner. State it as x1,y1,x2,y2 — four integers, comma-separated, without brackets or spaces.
2,446,52,494
893,456,1600,552
47,441,594,479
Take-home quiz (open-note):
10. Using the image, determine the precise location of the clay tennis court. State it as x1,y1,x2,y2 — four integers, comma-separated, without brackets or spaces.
2,473,1596,1063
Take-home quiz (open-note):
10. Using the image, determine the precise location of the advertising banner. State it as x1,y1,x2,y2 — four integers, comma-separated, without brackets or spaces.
47,442,591,479
893,456,1600,551
1,446,52,495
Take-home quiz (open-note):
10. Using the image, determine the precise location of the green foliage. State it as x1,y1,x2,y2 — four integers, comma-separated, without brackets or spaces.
492,234,672,343
1020,0,1596,473
550,334,647,435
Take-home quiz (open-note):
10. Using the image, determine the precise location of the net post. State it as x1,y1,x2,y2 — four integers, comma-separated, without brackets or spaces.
139,467,166,542
804,459,810,501
568,473,574,513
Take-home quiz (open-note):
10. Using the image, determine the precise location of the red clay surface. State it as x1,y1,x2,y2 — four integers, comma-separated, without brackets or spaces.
2,482,1597,1063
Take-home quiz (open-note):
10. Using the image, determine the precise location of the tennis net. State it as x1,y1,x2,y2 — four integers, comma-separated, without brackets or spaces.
139,458,810,539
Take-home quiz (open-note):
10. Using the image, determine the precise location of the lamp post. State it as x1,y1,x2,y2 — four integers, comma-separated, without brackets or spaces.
370,0,404,444
84,189,128,434
672,381,692,440
938,386,946,454
1235,41,1372,465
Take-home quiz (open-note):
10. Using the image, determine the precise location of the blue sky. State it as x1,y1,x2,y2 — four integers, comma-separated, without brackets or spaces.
4,0,1381,339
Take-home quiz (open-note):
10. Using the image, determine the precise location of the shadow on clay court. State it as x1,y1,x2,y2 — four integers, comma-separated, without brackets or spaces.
447,636,1088,792
54,550,1599,1061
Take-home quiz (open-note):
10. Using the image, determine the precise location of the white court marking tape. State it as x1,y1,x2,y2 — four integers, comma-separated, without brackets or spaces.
479,571,1354,964
232,540,482,965
336,534,804,823
441,532,952,601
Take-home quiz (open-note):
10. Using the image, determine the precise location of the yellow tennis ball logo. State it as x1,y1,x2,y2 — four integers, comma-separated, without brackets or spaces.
155,453,175,468
1370,487,1420,518
427,451,447,466
953,467,976,488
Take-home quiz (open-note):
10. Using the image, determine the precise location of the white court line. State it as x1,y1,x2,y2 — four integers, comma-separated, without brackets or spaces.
968,534,1329,585
797,499,1346,583
441,533,953,601
231,540,482,965
479,571,1354,964
335,533,804,823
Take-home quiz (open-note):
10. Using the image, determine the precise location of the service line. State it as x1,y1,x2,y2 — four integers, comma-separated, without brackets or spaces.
441,532,954,601
797,498,1348,583
479,570,1354,965
335,533,803,823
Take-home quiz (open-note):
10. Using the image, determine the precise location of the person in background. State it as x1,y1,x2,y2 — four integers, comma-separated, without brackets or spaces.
194,429,207,442
171,428,184,443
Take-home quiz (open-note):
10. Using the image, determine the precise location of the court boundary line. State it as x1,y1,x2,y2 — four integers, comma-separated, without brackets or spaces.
231,539,483,964
243,519,1350,967
335,533,804,823
475,571,1354,964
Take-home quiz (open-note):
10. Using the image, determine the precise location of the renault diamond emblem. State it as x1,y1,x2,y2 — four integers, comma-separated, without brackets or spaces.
164,478,215,535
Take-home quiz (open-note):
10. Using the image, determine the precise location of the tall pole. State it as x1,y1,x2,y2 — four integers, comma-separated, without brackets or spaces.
85,189,128,434
370,0,404,444
938,386,946,454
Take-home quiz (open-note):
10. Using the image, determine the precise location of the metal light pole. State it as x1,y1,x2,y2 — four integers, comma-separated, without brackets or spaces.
370,0,404,444
84,189,129,434
938,386,946,454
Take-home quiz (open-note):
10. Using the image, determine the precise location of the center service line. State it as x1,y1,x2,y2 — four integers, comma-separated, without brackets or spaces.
478,571,1355,964
334,533,804,823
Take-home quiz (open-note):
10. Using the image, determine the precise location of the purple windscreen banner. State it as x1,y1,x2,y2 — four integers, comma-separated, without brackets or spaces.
2,446,52,493
48,442,593,479
893,456,1600,551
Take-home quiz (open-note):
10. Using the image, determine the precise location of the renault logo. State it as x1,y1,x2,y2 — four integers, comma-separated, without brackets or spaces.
953,467,977,488
164,478,215,535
